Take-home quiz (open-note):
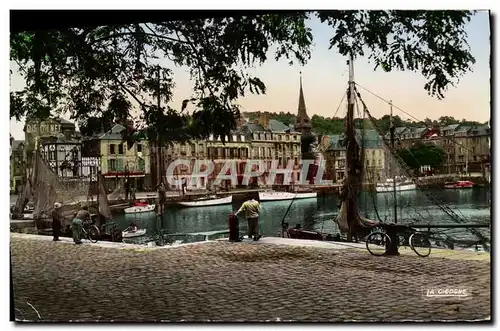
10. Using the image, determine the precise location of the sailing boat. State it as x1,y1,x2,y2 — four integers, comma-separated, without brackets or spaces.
285,57,490,253
285,57,379,241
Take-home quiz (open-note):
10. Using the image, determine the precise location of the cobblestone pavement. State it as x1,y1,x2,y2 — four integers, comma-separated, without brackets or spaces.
11,235,490,322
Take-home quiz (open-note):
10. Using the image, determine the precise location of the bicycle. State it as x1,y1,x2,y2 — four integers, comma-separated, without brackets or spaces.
365,223,431,257
80,219,100,243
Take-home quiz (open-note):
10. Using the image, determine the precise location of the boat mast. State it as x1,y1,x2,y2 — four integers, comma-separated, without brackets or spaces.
389,100,398,224
345,54,358,240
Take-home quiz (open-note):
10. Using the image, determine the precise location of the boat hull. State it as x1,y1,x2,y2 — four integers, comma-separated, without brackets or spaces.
177,196,232,208
375,184,417,193
124,204,156,214
122,229,147,238
444,181,474,189
259,192,317,201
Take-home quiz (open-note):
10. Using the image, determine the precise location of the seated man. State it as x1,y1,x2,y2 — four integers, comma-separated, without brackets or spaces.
129,222,138,233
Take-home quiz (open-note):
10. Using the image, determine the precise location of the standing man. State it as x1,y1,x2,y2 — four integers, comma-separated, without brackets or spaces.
72,205,90,244
51,202,63,241
157,182,167,216
235,195,261,241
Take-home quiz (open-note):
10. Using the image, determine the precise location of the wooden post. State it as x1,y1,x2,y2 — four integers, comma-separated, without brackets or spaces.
386,100,400,255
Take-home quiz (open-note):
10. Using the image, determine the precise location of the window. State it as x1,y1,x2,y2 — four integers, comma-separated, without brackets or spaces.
117,158,124,171
118,144,124,155
109,159,117,171
378,159,382,166
109,144,116,154
137,144,143,153
49,150,56,161
138,158,145,171
71,147,79,160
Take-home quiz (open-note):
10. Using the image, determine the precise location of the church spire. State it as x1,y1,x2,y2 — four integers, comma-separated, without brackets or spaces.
295,71,312,134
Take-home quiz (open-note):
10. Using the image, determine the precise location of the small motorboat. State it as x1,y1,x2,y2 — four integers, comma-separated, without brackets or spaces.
122,228,147,238
444,180,474,189
124,201,156,214
177,195,232,208
376,177,417,193
258,191,317,202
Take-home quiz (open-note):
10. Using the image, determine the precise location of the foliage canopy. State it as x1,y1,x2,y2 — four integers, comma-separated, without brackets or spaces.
10,10,476,145
397,142,447,170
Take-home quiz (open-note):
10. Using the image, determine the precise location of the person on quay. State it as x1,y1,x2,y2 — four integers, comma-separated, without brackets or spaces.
72,205,90,245
235,195,262,241
51,202,63,241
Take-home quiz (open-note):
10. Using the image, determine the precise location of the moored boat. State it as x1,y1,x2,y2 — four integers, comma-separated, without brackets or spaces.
177,195,232,208
444,180,474,189
259,191,317,201
375,177,416,193
122,228,147,238
124,202,156,214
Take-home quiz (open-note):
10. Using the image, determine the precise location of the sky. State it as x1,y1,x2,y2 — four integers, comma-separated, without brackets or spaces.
9,11,491,140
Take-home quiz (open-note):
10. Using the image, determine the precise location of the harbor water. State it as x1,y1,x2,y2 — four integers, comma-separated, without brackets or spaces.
116,187,491,244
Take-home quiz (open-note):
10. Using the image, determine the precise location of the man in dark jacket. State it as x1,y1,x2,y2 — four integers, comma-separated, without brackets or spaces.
51,202,63,241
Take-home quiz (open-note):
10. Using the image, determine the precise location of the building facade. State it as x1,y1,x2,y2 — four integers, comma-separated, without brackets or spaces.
242,116,301,186
10,139,26,194
98,124,151,190
24,117,76,165
321,129,385,183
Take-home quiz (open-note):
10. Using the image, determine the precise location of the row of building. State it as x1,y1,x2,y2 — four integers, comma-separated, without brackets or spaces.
319,123,491,183
10,75,491,193
10,115,307,193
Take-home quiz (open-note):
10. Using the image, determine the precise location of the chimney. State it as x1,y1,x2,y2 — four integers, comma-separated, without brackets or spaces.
258,113,269,129
322,135,331,149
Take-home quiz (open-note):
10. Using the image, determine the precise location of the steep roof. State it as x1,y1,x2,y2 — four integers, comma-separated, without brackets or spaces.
442,124,461,132
241,123,265,133
468,125,491,136
384,126,407,139
268,119,295,133
98,124,126,140
325,135,343,151
411,127,428,134
335,129,384,150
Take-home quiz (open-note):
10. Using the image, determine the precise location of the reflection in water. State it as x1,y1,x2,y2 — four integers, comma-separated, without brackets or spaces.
114,188,490,242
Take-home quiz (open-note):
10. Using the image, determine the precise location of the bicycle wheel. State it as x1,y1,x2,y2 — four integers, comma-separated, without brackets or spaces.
409,232,431,257
366,231,391,256
87,225,100,243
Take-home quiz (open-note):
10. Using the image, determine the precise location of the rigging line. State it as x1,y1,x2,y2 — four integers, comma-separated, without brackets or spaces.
354,82,477,154
355,89,486,233
333,85,348,118
353,85,470,217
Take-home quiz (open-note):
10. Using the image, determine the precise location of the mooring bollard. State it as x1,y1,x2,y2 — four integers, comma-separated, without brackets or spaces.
228,213,240,242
